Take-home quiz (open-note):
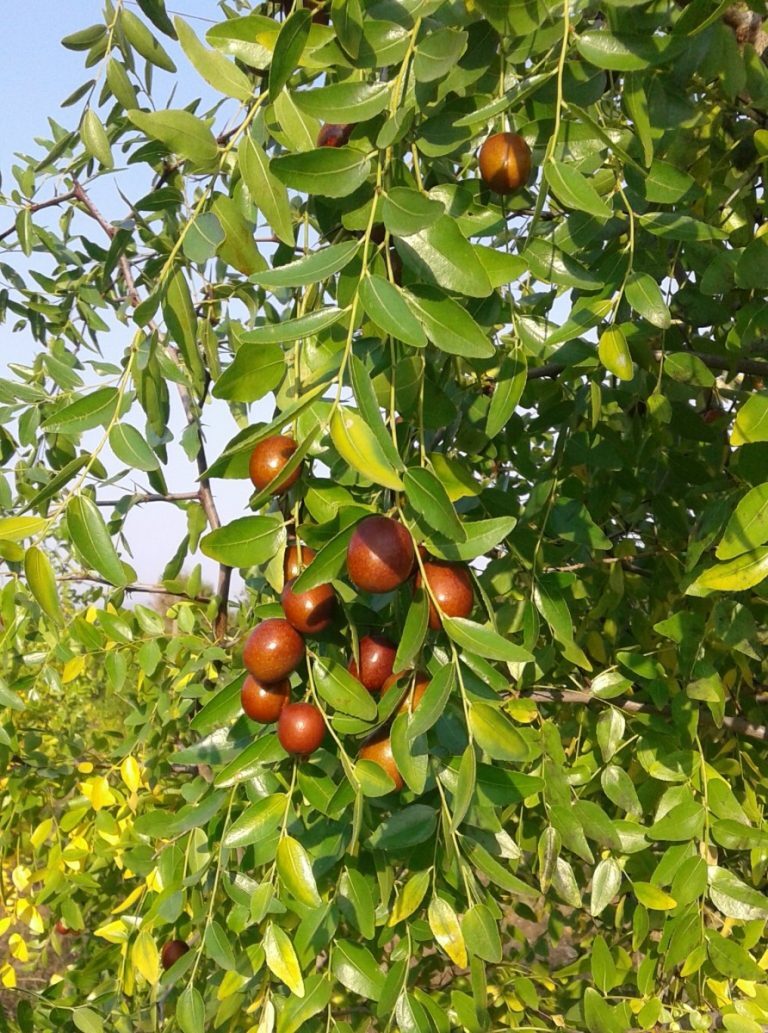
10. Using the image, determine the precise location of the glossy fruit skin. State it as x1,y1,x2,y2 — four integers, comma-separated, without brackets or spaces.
243,619,305,683
55,920,76,936
249,434,301,494
284,542,317,582
416,560,474,630
277,702,326,756
241,675,290,723
346,516,415,593
359,732,404,790
281,577,335,634
478,132,532,195
317,123,354,148
348,634,398,694
394,672,430,715
161,940,190,970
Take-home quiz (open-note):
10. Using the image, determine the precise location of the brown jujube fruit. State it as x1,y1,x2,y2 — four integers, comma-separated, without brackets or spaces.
359,732,404,790
249,434,301,494
281,577,335,634
284,542,317,582
55,920,76,936
348,634,398,694
161,940,190,970
243,619,305,683
478,132,532,195
346,516,415,593
277,702,326,756
241,675,290,723
393,671,430,715
317,123,353,148
416,560,474,630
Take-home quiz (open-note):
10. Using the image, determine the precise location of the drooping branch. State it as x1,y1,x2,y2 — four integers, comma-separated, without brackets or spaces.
524,687,768,742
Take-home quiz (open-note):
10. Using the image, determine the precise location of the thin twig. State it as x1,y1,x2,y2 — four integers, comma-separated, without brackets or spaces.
57,573,210,603
0,189,78,242
524,688,768,742
72,180,141,306
94,491,201,507
527,351,768,382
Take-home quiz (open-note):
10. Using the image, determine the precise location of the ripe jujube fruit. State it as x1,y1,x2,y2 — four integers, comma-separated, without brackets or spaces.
249,434,301,494
277,702,326,756
241,675,290,723
243,619,305,683
389,671,430,715
346,516,415,593
284,542,317,582
416,560,474,630
281,578,335,634
348,634,398,694
359,732,404,790
478,132,532,195
317,123,353,148
55,920,76,936
161,939,190,970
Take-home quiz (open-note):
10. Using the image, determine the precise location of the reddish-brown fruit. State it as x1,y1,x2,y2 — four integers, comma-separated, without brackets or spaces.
359,732,404,790
55,920,76,936
243,619,305,683
317,123,354,148
348,634,398,694
277,702,326,756
284,542,317,582
241,675,290,723
701,408,721,424
416,561,474,630
395,672,430,715
346,516,415,593
281,578,335,634
478,132,532,195
249,434,301,494
161,940,190,970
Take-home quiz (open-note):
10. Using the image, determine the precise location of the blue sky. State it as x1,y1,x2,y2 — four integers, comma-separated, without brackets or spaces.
0,2,267,593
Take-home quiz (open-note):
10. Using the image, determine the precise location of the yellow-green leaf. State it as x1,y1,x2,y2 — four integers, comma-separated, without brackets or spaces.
388,870,430,927
24,546,62,624
598,326,633,381
81,108,113,168
330,407,404,491
0,516,48,542
687,547,768,595
132,929,160,983
264,923,304,997
427,896,467,967
731,394,768,446
276,835,322,907
175,16,252,101
633,882,677,910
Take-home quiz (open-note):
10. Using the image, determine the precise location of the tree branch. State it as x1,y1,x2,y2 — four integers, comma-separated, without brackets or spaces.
524,688,768,742
57,573,210,604
0,189,78,243
72,180,141,307
94,492,201,507
526,350,768,382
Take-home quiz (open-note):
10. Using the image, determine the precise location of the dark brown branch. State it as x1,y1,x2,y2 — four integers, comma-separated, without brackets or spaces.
57,573,210,604
524,688,768,743
526,350,768,382
0,189,79,243
71,179,232,640
94,492,201,507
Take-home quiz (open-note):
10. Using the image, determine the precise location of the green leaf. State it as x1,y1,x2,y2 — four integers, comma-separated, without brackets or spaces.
598,326,633,381
24,546,63,624
176,985,205,1033
264,923,305,997
349,354,405,471
252,241,359,288
66,496,128,587
73,1008,103,1033
128,109,218,167
404,467,465,541
486,349,527,437
81,108,113,169
468,703,529,762
576,30,684,71
210,195,265,276
407,664,455,739
313,657,377,720
389,870,430,926
109,424,160,472
277,975,332,1033
0,516,48,542
369,804,437,850
633,883,677,910
382,188,444,237
269,9,312,100
338,868,375,940
182,212,224,262
277,835,322,907
242,307,345,344
428,897,467,967
394,588,430,671
450,745,476,831
222,795,284,849
204,921,237,971
292,520,362,593
404,286,494,358
709,867,768,920
331,940,386,1001
42,387,119,434
396,216,491,298
427,517,517,563
524,239,603,290
687,548,768,595
359,275,426,348
214,737,286,788
272,147,372,198
295,82,391,122
444,617,534,664
213,343,285,402
707,931,766,982
625,271,671,329
121,8,177,71
717,484,768,560
330,406,404,491
238,134,294,246
175,17,252,101
461,904,502,964
731,395,768,446
590,857,622,916
200,515,285,568
545,159,611,218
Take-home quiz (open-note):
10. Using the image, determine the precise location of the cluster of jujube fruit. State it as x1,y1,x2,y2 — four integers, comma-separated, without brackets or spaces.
239,434,476,788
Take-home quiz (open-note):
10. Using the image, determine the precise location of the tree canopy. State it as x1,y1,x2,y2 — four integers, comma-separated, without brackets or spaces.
2,1,768,1031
